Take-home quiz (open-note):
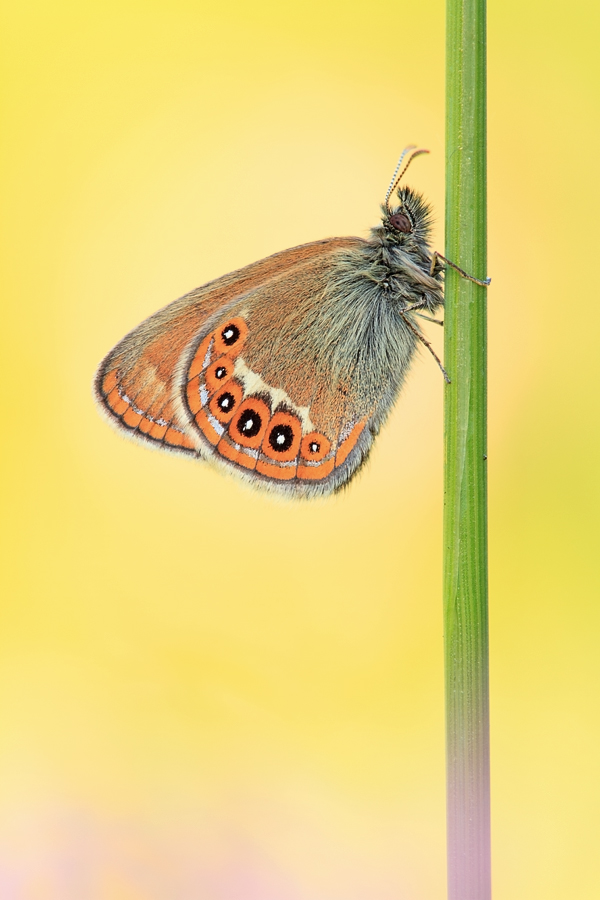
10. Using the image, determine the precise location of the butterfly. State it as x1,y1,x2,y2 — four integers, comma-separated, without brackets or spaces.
94,146,489,498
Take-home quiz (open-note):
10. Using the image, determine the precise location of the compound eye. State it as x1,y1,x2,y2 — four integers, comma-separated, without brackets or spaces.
390,212,412,233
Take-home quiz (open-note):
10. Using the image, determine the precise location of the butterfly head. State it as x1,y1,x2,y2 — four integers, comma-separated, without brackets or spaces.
381,186,434,245
380,146,434,247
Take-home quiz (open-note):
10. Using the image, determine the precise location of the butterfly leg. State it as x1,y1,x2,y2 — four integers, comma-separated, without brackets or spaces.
401,301,444,327
430,251,491,286
400,312,451,384
414,313,444,326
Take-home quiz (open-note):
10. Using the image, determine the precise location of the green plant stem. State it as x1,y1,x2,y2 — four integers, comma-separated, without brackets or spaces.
443,0,490,897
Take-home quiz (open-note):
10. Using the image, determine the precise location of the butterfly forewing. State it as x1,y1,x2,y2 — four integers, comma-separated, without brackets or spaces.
94,238,360,462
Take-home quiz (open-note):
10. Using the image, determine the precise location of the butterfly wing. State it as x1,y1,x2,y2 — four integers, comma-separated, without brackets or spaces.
94,238,361,458
174,236,406,498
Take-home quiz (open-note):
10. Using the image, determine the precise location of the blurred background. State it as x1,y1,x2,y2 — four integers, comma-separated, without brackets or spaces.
1,1,599,897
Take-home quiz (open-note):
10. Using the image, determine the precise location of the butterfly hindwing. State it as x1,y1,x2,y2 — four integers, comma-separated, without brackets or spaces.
176,241,384,497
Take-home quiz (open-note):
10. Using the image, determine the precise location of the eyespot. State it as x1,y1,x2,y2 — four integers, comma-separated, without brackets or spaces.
229,397,271,448
270,425,293,451
218,393,234,412
208,379,243,423
300,431,331,462
212,317,248,357
238,409,261,437
262,412,302,462
204,356,235,394
389,212,412,233
222,324,239,345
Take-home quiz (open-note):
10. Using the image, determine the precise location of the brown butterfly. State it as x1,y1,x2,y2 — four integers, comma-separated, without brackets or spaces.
94,147,488,498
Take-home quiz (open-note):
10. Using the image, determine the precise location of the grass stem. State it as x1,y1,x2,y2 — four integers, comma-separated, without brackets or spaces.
443,0,490,896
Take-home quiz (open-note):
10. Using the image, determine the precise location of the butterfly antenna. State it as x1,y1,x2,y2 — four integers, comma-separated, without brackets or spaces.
384,146,430,214
384,146,415,212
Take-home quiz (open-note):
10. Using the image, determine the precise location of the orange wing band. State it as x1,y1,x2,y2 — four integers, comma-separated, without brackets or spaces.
256,460,297,480
122,407,143,428
138,417,154,434
217,436,257,470
186,375,202,415
187,334,214,380
335,422,365,467
164,427,195,450
105,387,129,417
194,408,222,446
297,458,335,481
102,370,118,395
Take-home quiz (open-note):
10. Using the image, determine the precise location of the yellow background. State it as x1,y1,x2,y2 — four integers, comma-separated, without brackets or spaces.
1,1,598,897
